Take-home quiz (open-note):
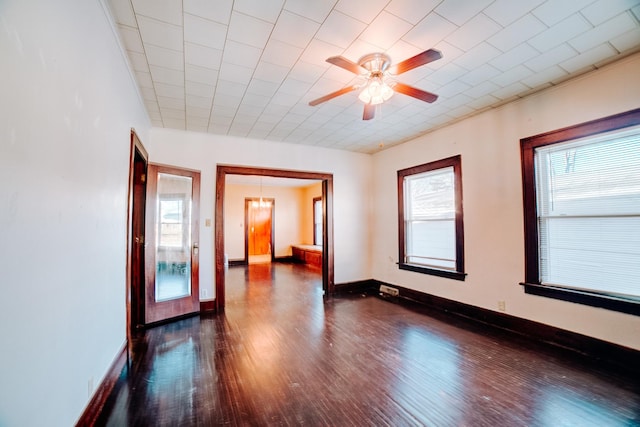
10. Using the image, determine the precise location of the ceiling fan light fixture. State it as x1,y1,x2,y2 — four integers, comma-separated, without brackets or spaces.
308,49,442,120
358,77,394,105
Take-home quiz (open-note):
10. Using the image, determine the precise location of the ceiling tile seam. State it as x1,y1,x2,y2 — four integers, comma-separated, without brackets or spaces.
214,6,288,137
252,6,368,141
204,2,236,133
239,14,334,141
399,11,460,59
129,0,164,128
182,0,187,129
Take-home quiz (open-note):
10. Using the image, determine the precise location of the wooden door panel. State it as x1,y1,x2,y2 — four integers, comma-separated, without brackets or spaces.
145,164,200,324
247,199,273,257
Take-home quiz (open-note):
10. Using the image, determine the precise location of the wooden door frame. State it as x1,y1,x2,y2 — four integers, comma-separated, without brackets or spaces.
244,197,275,263
215,165,334,311
126,129,148,341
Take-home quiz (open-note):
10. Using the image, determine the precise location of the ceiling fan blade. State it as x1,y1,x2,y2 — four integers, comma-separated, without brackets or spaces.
308,86,357,106
394,82,439,103
393,49,442,74
326,56,365,75
363,104,375,120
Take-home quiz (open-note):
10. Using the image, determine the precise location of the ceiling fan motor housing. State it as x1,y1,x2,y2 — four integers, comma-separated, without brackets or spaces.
358,53,391,73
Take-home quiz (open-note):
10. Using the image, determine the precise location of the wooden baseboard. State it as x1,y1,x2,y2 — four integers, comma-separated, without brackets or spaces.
200,299,216,314
75,343,128,427
334,279,377,294
371,280,640,376
227,259,247,267
274,256,296,263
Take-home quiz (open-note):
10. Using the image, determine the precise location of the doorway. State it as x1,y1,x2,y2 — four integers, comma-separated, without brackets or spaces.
215,165,334,312
126,130,148,337
245,197,274,264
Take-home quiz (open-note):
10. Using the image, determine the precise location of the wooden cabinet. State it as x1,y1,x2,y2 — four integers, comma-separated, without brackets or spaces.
292,245,322,268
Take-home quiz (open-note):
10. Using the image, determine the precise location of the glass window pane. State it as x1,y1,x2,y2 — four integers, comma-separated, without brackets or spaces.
156,173,193,302
406,167,455,220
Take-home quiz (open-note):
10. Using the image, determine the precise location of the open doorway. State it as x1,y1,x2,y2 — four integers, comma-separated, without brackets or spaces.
126,130,148,339
215,165,334,312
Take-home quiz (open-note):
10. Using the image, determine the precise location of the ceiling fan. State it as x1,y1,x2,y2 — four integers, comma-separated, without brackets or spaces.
308,49,442,120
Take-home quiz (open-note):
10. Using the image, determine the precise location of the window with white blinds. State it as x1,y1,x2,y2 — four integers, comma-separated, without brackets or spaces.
398,155,465,280
534,126,640,299
405,167,456,270
521,108,640,315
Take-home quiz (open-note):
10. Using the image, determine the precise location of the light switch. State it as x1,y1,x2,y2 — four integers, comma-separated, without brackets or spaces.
205,218,211,227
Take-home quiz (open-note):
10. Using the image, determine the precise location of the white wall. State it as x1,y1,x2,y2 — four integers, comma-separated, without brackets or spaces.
0,0,151,425
372,53,640,351
146,129,373,299
224,183,307,259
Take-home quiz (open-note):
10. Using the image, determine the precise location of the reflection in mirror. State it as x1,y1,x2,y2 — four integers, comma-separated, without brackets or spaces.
156,173,193,302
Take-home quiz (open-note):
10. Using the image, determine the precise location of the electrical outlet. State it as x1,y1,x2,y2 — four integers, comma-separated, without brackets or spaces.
201,289,208,298
498,300,506,312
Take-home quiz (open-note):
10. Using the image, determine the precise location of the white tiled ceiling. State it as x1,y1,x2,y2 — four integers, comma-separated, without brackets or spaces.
106,0,640,153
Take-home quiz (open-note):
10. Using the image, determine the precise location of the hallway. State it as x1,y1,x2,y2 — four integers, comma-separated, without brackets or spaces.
98,263,640,426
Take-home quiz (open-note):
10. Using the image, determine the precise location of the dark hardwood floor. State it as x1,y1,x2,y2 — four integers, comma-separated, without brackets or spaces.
97,263,640,426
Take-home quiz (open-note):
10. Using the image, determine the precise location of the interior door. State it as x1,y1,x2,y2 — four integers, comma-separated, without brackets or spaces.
145,164,200,324
248,199,272,256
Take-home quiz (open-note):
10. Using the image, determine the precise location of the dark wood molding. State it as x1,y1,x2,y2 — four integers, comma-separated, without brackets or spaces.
522,282,640,316
334,279,377,294
126,130,148,343
398,262,467,281
228,259,247,267
274,256,295,263
371,280,640,375
200,299,216,314
520,107,640,148
75,343,128,427
520,108,640,314
215,165,334,311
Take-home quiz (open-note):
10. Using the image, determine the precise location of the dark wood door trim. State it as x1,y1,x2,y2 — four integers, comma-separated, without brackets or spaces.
126,129,148,340
215,165,334,311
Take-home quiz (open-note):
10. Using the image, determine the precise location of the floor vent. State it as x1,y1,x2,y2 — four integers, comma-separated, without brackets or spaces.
379,284,399,297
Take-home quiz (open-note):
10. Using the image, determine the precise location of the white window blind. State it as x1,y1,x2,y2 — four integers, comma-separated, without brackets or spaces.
534,126,640,299
404,167,456,270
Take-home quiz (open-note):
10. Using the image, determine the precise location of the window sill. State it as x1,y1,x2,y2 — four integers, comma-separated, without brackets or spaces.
521,282,640,316
398,263,466,281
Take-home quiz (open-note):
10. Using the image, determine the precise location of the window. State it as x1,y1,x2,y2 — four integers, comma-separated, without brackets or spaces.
313,197,322,245
520,108,640,315
398,155,465,280
158,196,190,249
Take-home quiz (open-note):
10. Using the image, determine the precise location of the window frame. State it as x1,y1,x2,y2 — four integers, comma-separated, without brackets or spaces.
398,155,466,281
520,108,640,316
313,196,322,246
